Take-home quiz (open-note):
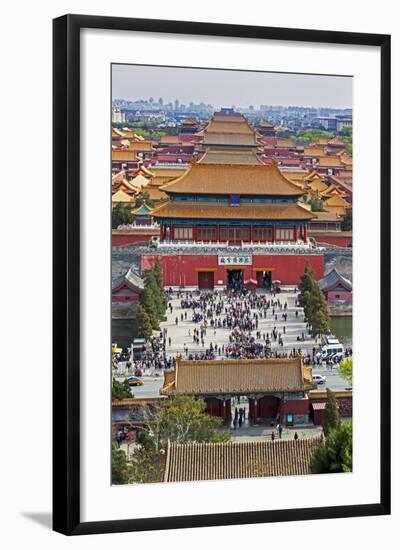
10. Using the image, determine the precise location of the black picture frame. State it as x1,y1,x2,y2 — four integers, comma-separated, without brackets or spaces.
53,14,391,536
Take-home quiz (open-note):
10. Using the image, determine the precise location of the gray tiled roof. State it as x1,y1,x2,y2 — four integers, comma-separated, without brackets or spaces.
319,268,352,291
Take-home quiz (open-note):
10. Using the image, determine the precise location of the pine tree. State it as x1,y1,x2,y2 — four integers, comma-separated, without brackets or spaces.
112,443,129,484
341,209,352,231
298,262,330,336
310,421,352,474
140,286,160,330
143,270,164,318
322,388,341,436
308,284,330,337
143,262,167,319
153,259,167,310
135,305,153,341
298,262,314,306
112,203,132,228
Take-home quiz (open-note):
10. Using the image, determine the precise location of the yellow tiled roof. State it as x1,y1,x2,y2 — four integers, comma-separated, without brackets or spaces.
160,357,315,396
303,146,327,156
321,184,348,197
112,150,138,162
130,174,150,189
160,162,305,196
323,194,351,207
328,137,346,146
317,156,344,168
310,179,328,193
199,112,259,147
127,140,154,152
199,149,263,165
151,201,316,220
164,437,323,482
112,189,134,203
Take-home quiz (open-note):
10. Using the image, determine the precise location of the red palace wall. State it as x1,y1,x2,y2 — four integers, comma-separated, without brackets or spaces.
141,253,324,287
313,234,352,248
280,398,310,416
112,229,160,247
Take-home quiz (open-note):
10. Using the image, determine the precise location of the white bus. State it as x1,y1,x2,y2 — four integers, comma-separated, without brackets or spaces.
321,336,345,361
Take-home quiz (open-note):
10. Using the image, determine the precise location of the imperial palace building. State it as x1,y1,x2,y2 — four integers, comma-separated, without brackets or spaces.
141,111,324,289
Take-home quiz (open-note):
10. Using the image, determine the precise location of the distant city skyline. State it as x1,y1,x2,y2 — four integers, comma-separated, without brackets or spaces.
112,64,352,110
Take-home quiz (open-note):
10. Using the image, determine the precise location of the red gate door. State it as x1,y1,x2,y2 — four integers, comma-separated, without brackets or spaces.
256,272,264,288
198,271,214,289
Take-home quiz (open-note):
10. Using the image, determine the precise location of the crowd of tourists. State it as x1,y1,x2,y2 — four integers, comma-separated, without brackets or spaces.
114,288,352,373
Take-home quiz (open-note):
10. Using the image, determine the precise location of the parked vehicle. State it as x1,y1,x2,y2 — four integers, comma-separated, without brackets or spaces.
126,376,144,387
321,336,345,361
312,374,327,385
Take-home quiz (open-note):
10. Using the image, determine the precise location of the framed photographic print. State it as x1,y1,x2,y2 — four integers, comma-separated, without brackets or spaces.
53,14,391,535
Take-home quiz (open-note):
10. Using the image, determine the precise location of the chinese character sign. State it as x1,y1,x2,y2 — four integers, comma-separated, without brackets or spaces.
218,256,252,266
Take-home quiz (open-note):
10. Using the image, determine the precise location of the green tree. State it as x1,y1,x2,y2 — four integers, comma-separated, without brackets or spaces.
112,378,132,401
298,262,330,337
308,286,330,337
128,447,164,484
291,129,333,145
310,421,352,474
135,305,153,341
112,443,129,484
140,286,160,330
135,191,155,209
146,395,231,452
112,203,132,228
322,388,341,436
339,357,353,386
339,126,352,153
143,268,167,320
341,209,352,231
298,261,314,304
153,258,164,290
310,197,324,212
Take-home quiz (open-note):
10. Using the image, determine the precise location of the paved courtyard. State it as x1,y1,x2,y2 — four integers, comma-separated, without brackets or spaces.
162,287,332,358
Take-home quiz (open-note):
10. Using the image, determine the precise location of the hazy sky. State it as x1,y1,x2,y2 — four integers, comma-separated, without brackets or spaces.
112,64,352,109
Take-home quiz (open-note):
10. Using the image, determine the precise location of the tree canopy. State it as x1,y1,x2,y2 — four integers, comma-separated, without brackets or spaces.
146,395,231,452
112,203,133,228
341,209,352,231
112,443,130,484
310,421,352,474
322,388,341,436
339,357,353,385
298,262,330,337
135,191,155,209
309,197,324,212
138,261,167,336
112,378,132,401
135,305,153,341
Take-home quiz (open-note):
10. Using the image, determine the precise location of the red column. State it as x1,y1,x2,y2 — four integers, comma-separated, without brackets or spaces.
272,226,276,243
304,224,308,242
254,399,258,422
216,225,220,242
294,226,298,242
192,225,197,242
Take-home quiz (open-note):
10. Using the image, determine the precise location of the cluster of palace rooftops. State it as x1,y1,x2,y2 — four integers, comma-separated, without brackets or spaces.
112,111,352,248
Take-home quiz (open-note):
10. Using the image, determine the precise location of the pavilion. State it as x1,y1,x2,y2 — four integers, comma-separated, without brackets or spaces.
160,356,317,425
